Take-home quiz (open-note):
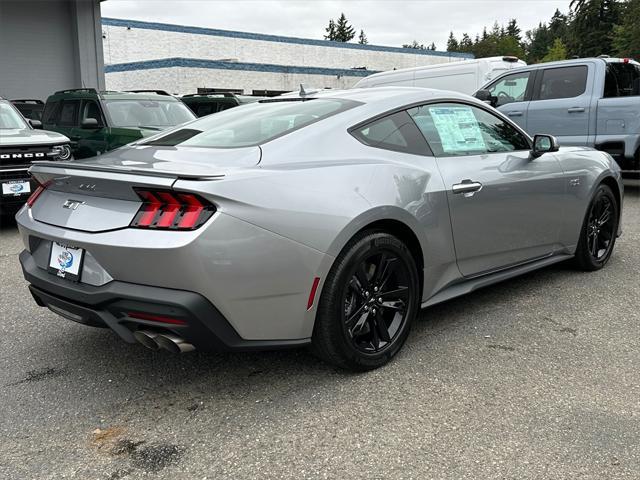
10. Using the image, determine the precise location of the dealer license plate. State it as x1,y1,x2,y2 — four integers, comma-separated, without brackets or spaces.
1,180,31,196
48,242,84,281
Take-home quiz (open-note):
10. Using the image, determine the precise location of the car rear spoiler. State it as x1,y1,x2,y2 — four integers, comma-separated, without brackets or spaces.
30,161,226,180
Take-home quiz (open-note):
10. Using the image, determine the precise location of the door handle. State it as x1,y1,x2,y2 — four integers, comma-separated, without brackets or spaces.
567,107,585,113
452,180,483,196
507,111,523,117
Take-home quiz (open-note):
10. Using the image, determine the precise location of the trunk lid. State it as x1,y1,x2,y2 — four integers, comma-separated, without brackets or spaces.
28,145,260,232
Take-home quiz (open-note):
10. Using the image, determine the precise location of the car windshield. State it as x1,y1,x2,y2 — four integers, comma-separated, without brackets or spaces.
144,98,359,148
0,102,29,129
104,99,195,128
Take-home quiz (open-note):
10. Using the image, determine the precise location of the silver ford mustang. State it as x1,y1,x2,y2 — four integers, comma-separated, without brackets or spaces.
16,87,623,370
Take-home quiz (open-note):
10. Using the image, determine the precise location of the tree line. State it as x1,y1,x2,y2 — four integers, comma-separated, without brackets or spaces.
324,1,639,62
447,0,638,62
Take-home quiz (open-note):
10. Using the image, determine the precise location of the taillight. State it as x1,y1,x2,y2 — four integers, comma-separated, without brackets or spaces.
26,182,46,208
130,188,215,230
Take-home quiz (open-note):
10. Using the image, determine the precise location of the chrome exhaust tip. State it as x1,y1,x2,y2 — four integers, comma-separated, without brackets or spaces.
133,330,161,351
155,333,195,354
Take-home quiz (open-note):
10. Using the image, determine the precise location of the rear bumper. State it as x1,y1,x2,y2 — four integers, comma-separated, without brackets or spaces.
20,250,310,352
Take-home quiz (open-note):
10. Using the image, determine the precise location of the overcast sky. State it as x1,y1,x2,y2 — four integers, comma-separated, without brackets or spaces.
101,0,573,50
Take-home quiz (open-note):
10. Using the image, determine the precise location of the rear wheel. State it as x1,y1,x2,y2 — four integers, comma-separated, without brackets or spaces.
573,184,619,271
312,232,420,371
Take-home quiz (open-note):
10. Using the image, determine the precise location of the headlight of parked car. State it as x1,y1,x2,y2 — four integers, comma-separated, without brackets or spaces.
50,144,72,161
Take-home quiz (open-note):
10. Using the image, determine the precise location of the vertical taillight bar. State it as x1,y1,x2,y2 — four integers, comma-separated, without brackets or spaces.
130,189,215,230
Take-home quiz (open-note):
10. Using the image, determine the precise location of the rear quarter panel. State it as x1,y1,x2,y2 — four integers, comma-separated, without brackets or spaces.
174,124,459,302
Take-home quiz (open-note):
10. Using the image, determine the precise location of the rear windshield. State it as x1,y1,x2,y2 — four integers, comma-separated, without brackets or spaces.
144,98,359,148
104,99,195,128
604,63,640,97
0,102,29,129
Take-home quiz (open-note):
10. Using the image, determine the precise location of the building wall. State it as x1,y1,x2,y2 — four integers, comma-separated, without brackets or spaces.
0,0,105,101
106,66,365,94
102,18,473,95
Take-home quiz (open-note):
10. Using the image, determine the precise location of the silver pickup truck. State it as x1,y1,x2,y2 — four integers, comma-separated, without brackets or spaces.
475,57,640,173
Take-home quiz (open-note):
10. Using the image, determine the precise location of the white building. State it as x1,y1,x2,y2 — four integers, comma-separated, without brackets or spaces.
102,18,473,95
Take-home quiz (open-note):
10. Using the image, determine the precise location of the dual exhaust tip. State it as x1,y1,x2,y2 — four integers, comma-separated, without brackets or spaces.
133,330,195,353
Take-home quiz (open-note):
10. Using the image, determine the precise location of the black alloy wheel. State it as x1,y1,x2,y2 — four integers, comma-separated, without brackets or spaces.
574,184,619,271
343,250,412,354
586,193,615,261
312,232,420,371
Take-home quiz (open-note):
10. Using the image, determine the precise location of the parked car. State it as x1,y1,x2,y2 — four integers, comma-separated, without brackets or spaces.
0,97,71,215
11,99,45,121
17,87,622,370
41,88,196,159
353,56,526,95
474,57,640,173
181,93,264,117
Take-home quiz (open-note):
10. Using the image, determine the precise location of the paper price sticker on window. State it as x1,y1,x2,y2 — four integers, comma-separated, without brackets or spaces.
428,106,486,154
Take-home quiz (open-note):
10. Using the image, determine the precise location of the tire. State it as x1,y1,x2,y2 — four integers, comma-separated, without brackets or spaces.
573,184,619,271
311,231,420,371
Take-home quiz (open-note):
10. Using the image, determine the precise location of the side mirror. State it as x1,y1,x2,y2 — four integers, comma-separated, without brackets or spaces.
29,119,43,129
531,134,560,158
81,118,100,129
474,89,496,107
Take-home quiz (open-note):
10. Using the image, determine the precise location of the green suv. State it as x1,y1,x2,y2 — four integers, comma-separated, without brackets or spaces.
42,89,196,159
181,93,264,117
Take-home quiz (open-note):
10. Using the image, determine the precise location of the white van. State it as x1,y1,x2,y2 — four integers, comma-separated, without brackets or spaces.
353,56,527,95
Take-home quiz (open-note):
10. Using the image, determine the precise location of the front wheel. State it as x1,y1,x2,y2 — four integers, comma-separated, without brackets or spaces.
573,184,619,271
312,232,420,371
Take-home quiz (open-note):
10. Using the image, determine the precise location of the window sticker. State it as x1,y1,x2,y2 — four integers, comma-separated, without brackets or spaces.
428,106,486,153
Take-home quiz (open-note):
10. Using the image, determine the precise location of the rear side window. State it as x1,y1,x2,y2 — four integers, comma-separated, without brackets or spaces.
58,100,80,126
351,111,429,155
42,101,60,124
537,66,588,100
604,63,640,97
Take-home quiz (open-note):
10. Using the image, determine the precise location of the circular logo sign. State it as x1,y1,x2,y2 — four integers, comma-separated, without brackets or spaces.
9,184,24,193
57,251,74,269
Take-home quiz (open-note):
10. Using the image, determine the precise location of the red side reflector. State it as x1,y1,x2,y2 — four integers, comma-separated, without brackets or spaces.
127,312,187,325
307,277,321,310
623,57,630,64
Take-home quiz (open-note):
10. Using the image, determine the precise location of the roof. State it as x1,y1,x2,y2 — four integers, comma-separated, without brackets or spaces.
47,89,181,101
281,85,476,109
515,57,640,70
361,56,525,81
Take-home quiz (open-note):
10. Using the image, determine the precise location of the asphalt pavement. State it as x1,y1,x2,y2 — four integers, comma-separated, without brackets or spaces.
1,183,638,479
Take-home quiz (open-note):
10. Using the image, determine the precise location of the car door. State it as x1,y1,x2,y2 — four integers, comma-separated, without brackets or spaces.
525,64,593,146
408,102,566,277
484,69,534,130
70,100,108,158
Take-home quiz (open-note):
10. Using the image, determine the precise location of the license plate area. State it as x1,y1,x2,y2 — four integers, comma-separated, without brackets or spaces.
2,180,31,196
48,242,85,282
